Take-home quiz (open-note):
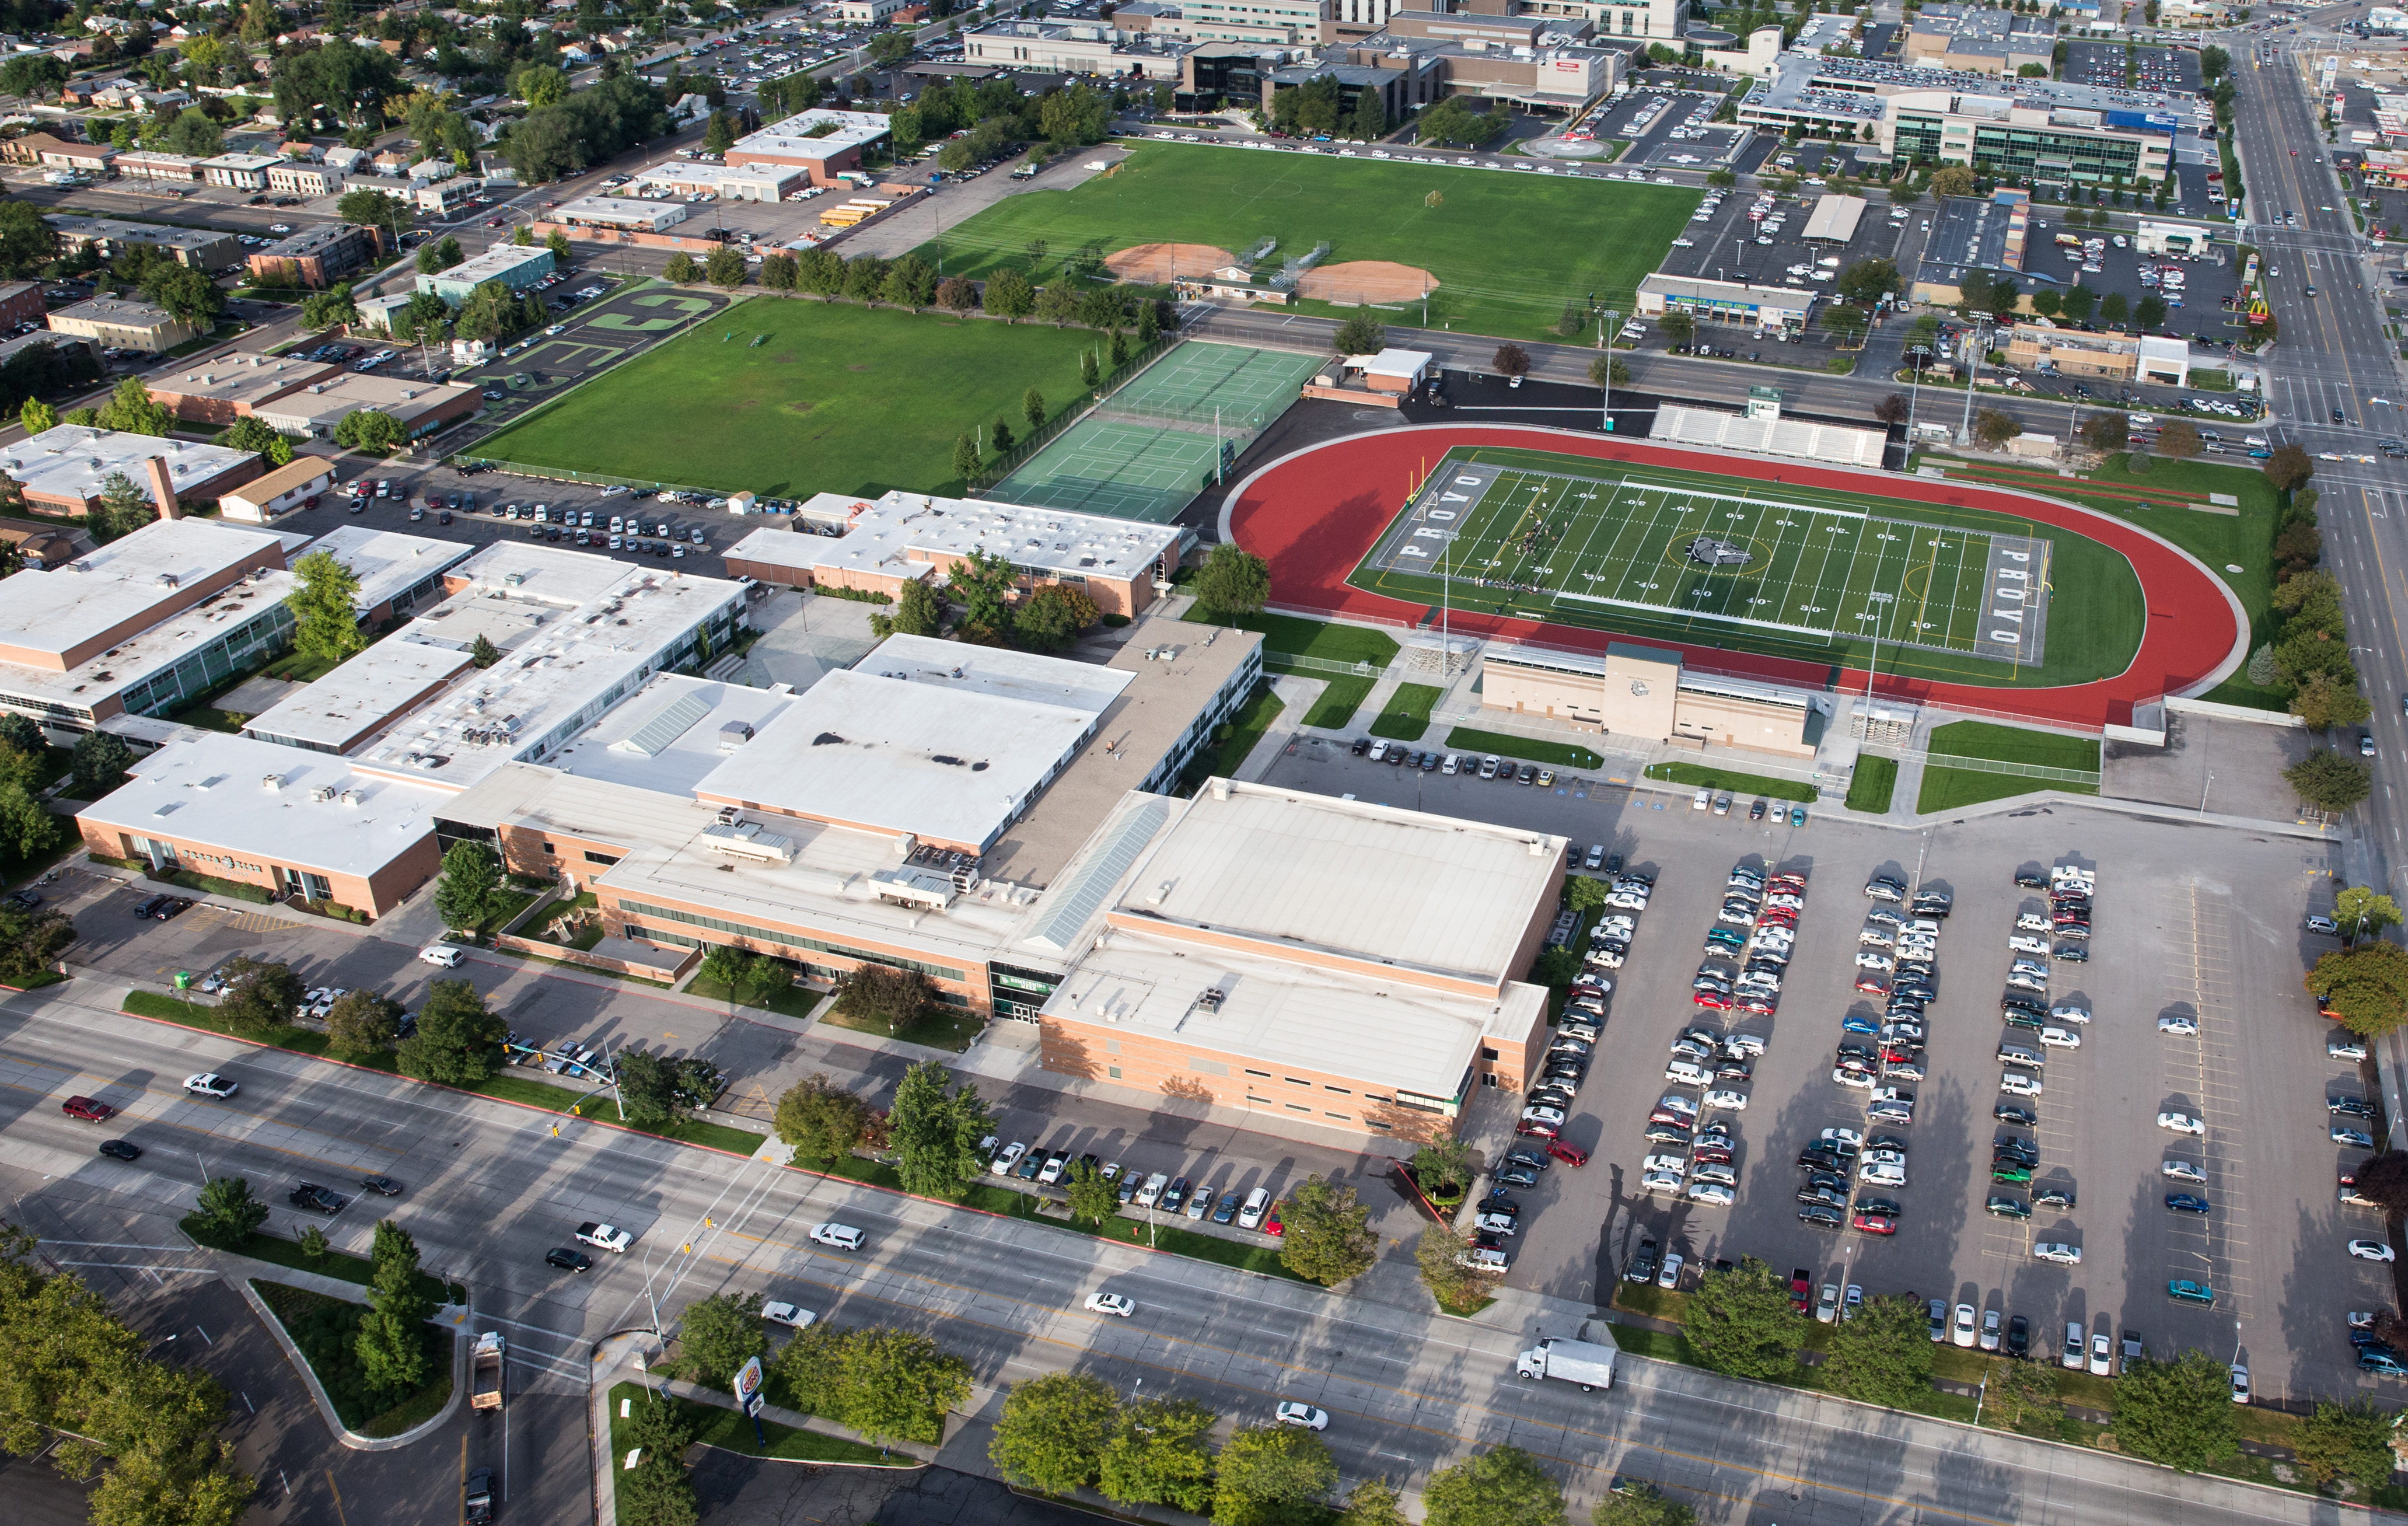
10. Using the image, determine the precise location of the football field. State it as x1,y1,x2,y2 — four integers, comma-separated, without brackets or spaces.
1355,452,2055,669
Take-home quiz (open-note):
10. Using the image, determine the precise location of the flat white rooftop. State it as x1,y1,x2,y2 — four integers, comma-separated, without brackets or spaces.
693,658,1114,851
729,107,892,159
550,673,799,795
295,525,476,614
1048,924,1544,1101
1110,781,1562,986
347,546,745,793
860,633,1133,717
0,516,284,668
740,491,1180,585
79,731,450,879
239,635,476,752
1,424,257,508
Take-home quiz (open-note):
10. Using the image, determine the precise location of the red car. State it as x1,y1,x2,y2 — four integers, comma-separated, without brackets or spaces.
1516,1119,1563,1141
1855,974,1892,995
1264,1210,1284,1237
1692,990,1734,1011
1853,1212,1899,1236
61,1095,113,1122
1546,1139,1588,1167
1789,1268,1812,1312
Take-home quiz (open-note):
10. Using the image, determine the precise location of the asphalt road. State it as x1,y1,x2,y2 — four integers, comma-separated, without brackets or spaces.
0,969,2361,1525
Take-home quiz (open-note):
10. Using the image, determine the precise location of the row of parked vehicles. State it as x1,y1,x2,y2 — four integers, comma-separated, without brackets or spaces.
987,1140,1286,1233
1981,867,2094,1237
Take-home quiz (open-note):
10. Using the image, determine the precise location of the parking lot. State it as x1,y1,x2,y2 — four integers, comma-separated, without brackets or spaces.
1250,738,2379,1401
1655,180,1910,306
1565,86,1738,170
2019,210,2253,355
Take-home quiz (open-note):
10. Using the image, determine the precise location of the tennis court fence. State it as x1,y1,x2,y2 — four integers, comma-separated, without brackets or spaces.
971,332,1179,492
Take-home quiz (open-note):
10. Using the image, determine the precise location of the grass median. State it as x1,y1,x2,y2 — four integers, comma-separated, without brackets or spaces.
1643,761,1817,804
1442,727,1605,771
124,991,764,1155
1368,682,1444,742
605,1381,906,1478
250,1279,453,1437
1844,756,1899,813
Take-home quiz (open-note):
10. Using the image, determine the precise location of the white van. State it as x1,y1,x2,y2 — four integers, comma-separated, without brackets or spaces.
2000,1071,2043,1097
2244,435,2269,449
2062,1322,2086,1370
418,944,464,968
1238,1187,1271,1229
1997,1043,2045,1070
1665,1060,1714,1085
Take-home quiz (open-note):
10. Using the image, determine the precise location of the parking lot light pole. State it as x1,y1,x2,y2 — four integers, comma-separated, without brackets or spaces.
1600,309,1620,431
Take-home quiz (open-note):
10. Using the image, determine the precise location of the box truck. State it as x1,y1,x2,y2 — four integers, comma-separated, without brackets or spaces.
1514,1335,1619,1391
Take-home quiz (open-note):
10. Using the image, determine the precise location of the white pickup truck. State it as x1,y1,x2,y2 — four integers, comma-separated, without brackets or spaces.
575,1221,633,1253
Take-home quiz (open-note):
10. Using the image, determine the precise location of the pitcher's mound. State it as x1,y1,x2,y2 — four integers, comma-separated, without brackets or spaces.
1106,242,1237,283
1300,261,1438,305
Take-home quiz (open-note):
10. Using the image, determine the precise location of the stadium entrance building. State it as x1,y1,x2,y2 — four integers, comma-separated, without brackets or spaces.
1479,641,1822,759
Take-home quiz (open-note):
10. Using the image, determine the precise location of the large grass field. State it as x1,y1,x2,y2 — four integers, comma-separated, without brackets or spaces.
471,298,1098,497
1922,451,2281,707
1358,447,2145,689
917,144,1700,342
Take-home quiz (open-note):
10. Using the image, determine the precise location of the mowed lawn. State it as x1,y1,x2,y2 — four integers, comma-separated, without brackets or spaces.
475,298,1098,497
920,144,1699,342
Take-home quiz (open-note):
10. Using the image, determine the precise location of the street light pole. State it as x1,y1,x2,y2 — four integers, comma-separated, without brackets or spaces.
1956,313,1991,446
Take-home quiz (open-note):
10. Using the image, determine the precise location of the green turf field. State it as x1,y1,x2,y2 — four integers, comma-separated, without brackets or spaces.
470,298,1098,497
1352,446,2145,689
918,144,1700,342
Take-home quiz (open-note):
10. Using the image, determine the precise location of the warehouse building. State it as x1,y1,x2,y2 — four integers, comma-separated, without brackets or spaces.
723,109,894,186
251,373,483,442
1478,640,1824,759
46,295,197,354
44,214,239,271
147,351,341,425
547,195,690,233
1,424,260,516
629,162,808,202
724,491,1184,619
1635,273,1814,331
415,242,554,306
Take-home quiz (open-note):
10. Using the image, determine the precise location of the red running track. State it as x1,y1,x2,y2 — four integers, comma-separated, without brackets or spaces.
1222,425,2243,730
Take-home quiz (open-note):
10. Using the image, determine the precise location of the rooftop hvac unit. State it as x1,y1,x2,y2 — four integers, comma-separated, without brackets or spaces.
309,785,335,802
340,788,362,807
260,772,284,792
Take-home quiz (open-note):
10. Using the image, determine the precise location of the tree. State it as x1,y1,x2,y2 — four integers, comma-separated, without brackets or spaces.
2098,289,2130,329
703,111,736,156
211,956,300,1035
845,254,891,305
144,263,225,333
1335,1479,1410,1526
704,245,747,289
2287,750,2375,816
952,432,983,483
2264,443,2316,494
1080,347,1102,389
1837,257,1899,306
0,200,58,279
92,378,167,444
1929,164,1977,198
984,267,1035,319
872,578,943,640
1493,343,1530,379
1013,584,1087,651
884,253,938,310
663,252,700,285
1589,355,1630,389
1064,1158,1120,1226
613,1049,689,1129
2337,886,2404,944
90,470,156,543
1037,283,1081,327
1971,408,2021,448
1681,1257,1804,1380
773,1072,870,1164
1414,1225,1487,1313
18,397,54,437
832,961,938,1037
887,1059,994,1200
1871,394,1910,427
1277,1175,1376,1286
675,1291,767,1389
988,1372,1117,1496
1821,305,1870,345
1593,1482,1695,1526
218,415,293,468
1660,310,1697,348
355,1218,428,1397
334,408,406,452
547,229,572,264
0,53,68,104
324,989,402,1059
2286,1398,2393,1497
2291,672,2372,731
192,1176,267,1248
1022,386,1047,432
1098,1396,1217,1511
1333,312,1385,355
776,1324,969,1446
0,748,51,866
2352,1151,2408,1214
280,549,367,668
434,839,504,931
2307,940,2408,1036
470,633,501,669
2134,292,2168,331
1421,1445,1566,1526
2112,1349,2237,1471
618,1390,699,1526
2157,420,2202,459
1212,1421,1337,1525
1410,1135,1478,1202
394,978,507,1085
992,417,1016,454
1981,1353,2060,1434
69,731,132,798
945,546,1019,638
2080,413,2129,452
1823,1293,1931,1408
1195,542,1270,618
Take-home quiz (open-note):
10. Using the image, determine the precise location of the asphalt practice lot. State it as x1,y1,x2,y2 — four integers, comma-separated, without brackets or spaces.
1252,739,2376,1403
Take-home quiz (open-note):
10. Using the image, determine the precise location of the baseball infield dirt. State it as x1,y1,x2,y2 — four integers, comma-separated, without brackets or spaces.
1299,261,1439,305
1105,242,1238,283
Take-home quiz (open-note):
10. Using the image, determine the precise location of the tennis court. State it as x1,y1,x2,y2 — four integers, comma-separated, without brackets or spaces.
989,341,1323,522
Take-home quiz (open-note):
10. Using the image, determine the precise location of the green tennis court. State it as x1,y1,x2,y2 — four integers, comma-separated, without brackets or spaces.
989,342,1323,522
